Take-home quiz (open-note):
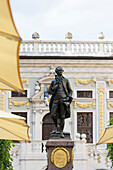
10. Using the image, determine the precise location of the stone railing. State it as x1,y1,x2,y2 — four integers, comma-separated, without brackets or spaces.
10,143,20,157
86,144,111,169
10,143,20,169
20,140,47,154
19,40,113,56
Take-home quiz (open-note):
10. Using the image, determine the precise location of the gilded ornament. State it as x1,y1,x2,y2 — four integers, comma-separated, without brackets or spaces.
88,148,91,152
98,85,104,138
0,90,6,111
74,101,95,109
97,156,101,163
105,158,108,163
108,101,113,109
9,100,12,109
72,149,73,163
75,78,94,86
22,78,29,87
51,147,70,168
9,100,30,109
107,79,113,87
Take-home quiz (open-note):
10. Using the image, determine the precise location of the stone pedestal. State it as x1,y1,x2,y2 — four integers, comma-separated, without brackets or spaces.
46,139,74,170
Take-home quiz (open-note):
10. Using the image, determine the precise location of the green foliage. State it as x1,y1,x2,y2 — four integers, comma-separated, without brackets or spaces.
106,118,113,168
0,140,14,170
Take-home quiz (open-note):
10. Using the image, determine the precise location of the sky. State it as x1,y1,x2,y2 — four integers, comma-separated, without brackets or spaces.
10,0,113,41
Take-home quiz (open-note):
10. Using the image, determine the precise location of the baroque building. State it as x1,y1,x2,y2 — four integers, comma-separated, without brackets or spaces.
2,32,113,170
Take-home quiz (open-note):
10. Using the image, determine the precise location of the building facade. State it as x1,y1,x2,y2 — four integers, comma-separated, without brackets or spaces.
2,32,113,169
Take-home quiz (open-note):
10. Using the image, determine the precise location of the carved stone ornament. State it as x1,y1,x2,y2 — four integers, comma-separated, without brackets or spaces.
51,147,70,168
32,32,40,39
98,32,105,40
65,32,73,40
49,66,55,74
35,82,40,93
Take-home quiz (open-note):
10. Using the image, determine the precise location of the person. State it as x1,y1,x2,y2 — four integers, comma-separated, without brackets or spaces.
47,66,73,138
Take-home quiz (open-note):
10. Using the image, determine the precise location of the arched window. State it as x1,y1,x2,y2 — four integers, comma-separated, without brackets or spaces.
42,113,54,140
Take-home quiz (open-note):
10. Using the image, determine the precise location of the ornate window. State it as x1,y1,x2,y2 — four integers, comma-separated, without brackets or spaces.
11,112,27,123
77,112,93,143
11,90,27,97
109,91,113,98
77,91,92,98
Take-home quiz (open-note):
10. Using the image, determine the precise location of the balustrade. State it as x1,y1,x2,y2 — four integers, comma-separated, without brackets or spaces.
10,143,20,157
19,40,113,56
11,138,112,170
86,145,111,168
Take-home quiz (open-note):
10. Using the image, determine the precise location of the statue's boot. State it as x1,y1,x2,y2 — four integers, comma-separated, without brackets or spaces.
60,131,64,138
50,127,57,134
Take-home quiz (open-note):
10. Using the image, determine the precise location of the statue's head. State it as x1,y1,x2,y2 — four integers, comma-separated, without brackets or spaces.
55,66,64,76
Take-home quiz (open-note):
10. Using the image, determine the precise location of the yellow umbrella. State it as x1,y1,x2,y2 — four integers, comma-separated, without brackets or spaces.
97,125,113,145
0,111,30,141
0,0,24,93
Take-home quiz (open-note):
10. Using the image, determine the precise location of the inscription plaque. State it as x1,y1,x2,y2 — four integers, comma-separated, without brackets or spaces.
51,147,70,168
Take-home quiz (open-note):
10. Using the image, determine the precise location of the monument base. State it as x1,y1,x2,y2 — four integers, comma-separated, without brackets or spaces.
46,138,74,170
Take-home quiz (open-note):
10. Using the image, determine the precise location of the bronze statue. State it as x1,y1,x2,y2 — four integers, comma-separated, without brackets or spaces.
48,66,73,138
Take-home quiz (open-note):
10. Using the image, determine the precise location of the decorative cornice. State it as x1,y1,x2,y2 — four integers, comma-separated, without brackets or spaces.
75,78,94,86
74,100,95,109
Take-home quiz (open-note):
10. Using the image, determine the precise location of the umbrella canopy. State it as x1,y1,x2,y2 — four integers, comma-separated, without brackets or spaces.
97,125,113,145
0,111,30,141
0,0,24,93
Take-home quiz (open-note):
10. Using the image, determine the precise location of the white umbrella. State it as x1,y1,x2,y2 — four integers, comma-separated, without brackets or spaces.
0,0,24,93
0,111,30,142
97,125,113,144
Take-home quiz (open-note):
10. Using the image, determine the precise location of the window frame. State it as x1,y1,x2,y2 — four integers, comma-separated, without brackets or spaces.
74,89,95,99
9,88,30,99
77,90,93,98
11,90,27,98
77,111,93,143
109,91,113,98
